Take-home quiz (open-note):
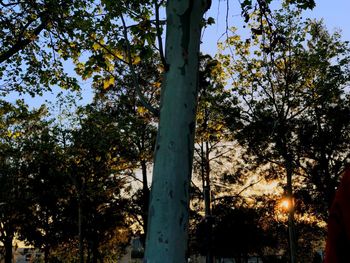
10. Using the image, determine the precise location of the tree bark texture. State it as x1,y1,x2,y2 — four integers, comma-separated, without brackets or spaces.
285,158,297,263
144,0,210,262
277,128,297,263
78,198,84,263
141,160,150,245
4,236,13,263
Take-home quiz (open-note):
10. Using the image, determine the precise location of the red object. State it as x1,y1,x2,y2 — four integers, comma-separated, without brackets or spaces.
324,167,350,263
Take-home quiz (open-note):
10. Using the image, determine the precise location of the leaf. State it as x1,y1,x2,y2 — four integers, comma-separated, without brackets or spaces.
207,17,215,25
152,81,162,88
103,77,115,89
137,106,147,115
132,56,141,65
93,42,100,51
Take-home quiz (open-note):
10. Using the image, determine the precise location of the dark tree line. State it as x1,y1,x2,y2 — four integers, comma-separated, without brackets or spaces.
2,1,350,263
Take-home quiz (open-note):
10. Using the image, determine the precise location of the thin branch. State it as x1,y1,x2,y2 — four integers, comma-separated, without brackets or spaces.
48,32,57,63
120,13,159,117
209,148,234,162
154,0,167,69
191,180,203,195
0,0,22,7
212,178,263,202
0,19,47,64
237,178,263,196
119,173,143,184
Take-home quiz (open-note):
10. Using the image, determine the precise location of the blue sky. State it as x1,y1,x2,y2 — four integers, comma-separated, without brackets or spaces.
202,0,350,55
8,0,350,110
308,0,350,41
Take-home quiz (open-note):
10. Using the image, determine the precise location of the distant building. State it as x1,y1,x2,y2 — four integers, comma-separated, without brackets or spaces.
0,247,43,263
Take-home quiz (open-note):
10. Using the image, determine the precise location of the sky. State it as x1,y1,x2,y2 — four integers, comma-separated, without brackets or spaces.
7,0,350,110
201,0,350,55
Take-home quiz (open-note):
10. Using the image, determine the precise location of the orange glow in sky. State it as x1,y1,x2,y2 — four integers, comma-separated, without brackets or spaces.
279,197,293,212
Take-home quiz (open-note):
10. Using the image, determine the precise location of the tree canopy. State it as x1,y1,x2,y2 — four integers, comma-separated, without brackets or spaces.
1,1,350,263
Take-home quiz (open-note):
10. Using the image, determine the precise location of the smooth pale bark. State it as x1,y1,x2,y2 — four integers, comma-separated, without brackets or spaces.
144,0,211,262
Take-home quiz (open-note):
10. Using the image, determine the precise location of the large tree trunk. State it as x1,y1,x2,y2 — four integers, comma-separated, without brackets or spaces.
201,140,213,263
277,127,297,263
144,0,210,262
285,156,297,263
78,197,84,263
4,235,13,263
141,159,149,245
91,239,98,263
44,244,49,263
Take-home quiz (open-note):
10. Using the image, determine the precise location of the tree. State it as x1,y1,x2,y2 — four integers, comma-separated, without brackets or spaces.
143,1,211,262
1,1,318,262
18,125,62,263
189,54,236,263
0,0,157,96
0,0,97,95
218,7,349,262
92,53,160,246
144,1,317,261
294,23,350,219
12,103,136,262
0,100,47,263
196,202,274,262
66,105,132,262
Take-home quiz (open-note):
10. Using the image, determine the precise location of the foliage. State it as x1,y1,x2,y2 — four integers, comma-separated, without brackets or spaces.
64,105,133,261
2,0,346,262
192,193,325,261
0,0,96,95
195,202,273,259
219,3,350,217
0,0,160,97
92,54,159,244
0,100,48,262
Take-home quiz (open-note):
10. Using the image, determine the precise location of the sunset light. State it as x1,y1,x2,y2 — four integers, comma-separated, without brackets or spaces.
279,197,294,212
2,0,349,262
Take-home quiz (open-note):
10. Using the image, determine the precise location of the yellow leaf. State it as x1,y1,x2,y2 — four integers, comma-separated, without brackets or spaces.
13,131,21,139
93,42,100,51
103,77,115,89
92,39,105,51
137,106,147,115
112,49,124,60
105,60,114,71
152,81,162,88
132,56,141,65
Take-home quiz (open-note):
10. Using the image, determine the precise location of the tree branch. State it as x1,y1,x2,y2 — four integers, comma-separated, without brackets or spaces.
0,0,22,7
154,0,167,69
0,18,47,64
120,14,159,117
